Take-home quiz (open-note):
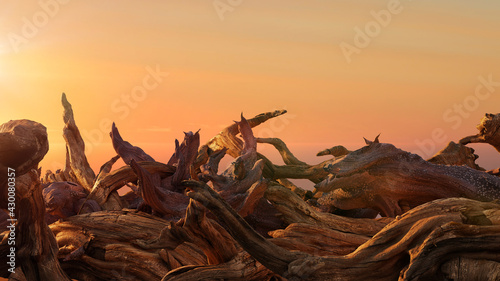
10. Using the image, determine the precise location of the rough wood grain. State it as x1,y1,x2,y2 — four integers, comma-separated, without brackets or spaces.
48,209,207,280
184,179,500,280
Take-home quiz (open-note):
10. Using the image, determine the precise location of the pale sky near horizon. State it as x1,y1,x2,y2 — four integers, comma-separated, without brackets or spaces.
1,1,500,182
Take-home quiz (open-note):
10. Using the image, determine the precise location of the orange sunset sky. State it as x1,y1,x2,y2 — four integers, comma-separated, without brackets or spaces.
1,1,500,186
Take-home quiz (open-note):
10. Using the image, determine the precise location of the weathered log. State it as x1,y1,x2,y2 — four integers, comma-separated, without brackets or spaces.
427,141,483,170
183,180,309,276
315,138,500,217
49,209,208,280
137,199,238,265
269,222,370,256
460,112,500,153
184,179,500,280
61,93,96,192
265,183,388,236
162,251,284,281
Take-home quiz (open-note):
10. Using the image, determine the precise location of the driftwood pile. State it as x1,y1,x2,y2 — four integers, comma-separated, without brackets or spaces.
1,93,500,280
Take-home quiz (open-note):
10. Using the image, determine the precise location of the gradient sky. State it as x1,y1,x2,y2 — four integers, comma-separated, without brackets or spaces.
1,1,500,186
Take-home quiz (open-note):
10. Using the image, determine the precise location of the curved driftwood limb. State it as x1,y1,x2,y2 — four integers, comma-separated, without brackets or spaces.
49,209,207,280
401,223,500,280
316,145,351,157
315,140,500,217
138,199,238,265
182,180,306,276
61,93,96,192
108,126,160,211
130,160,189,219
200,116,285,235
204,116,261,200
202,110,287,159
87,161,175,209
95,155,121,183
199,148,227,180
256,137,307,166
427,141,483,170
111,122,155,164
254,136,333,184
183,180,500,280
161,251,283,281
269,222,370,256
260,154,332,184
460,113,500,153
265,183,388,236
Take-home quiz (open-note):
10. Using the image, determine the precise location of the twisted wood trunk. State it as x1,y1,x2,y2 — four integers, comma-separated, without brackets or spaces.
2,96,500,280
